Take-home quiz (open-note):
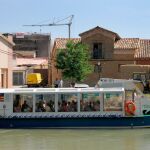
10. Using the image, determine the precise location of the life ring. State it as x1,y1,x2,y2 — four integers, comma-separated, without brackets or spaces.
125,101,136,115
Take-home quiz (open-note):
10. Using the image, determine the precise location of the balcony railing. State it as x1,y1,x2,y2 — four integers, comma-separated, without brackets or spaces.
91,49,103,59
91,52,103,59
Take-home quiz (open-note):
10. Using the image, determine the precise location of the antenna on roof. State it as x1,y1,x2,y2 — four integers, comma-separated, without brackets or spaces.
23,15,74,38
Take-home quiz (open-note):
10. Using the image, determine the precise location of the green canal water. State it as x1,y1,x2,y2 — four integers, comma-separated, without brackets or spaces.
0,129,150,150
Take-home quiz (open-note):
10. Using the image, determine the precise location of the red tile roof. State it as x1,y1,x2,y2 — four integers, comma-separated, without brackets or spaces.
135,39,150,59
79,26,121,40
114,38,139,49
55,38,81,49
54,37,150,59
114,38,150,59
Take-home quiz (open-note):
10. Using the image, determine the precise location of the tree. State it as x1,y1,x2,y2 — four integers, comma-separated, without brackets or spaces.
55,40,92,86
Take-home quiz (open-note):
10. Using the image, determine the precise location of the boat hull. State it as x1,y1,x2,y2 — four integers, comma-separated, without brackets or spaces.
0,116,150,129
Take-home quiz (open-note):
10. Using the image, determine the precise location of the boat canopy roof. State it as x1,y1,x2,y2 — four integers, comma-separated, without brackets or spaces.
0,87,124,94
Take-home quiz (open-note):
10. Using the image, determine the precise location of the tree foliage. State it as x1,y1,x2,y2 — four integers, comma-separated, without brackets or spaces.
55,40,92,82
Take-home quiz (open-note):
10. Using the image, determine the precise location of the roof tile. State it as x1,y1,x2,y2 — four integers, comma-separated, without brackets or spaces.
55,38,81,49
135,39,150,59
55,37,150,59
114,38,139,49
114,38,150,59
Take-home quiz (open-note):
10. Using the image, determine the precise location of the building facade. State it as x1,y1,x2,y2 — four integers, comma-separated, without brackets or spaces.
12,32,51,58
50,26,150,87
0,34,14,88
4,32,51,87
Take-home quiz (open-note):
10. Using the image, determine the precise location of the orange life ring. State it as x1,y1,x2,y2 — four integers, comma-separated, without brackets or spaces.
125,101,136,115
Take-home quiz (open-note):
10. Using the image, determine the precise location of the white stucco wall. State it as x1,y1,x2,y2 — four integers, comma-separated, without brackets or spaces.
0,35,14,88
0,40,9,68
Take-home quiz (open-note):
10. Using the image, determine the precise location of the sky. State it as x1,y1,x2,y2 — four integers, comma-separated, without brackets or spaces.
0,0,150,39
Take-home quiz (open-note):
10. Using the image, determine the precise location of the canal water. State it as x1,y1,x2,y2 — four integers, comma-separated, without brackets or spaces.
0,129,150,150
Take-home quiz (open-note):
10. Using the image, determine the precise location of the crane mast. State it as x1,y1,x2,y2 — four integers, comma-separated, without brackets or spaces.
23,15,74,38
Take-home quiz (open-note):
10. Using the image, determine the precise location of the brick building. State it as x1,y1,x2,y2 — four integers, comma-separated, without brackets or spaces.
50,26,150,87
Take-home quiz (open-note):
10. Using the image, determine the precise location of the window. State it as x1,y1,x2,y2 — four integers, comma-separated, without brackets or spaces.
13,72,24,86
35,94,55,112
92,43,102,59
13,94,33,113
1,74,4,88
125,90,134,101
58,93,78,112
103,92,123,111
80,93,100,112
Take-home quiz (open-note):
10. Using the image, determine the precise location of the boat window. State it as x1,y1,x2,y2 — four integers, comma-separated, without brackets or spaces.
80,93,100,112
0,93,4,102
58,93,77,112
103,92,123,111
35,94,55,112
125,90,134,101
4,94,10,102
13,94,33,113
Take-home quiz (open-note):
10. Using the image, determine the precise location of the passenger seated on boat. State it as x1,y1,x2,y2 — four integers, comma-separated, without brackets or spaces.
48,100,55,112
87,101,94,111
13,98,21,112
21,101,31,112
58,100,77,112
93,100,100,111
70,100,77,112
60,100,68,112
67,101,72,111
13,105,21,112
36,100,46,112
66,100,77,112
80,100,100,112
43,100,51,112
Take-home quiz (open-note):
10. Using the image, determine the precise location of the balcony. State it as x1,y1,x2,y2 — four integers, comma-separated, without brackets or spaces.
91,52,104,59
91,48,103,59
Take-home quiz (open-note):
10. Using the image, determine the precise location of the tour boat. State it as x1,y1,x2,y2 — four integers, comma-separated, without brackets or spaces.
0,80,150,128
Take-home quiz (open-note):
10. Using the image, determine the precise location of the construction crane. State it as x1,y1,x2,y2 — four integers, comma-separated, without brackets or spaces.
23,15,74,38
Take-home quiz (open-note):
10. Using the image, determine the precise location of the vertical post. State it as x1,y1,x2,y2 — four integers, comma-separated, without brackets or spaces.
55,90,58,112
68,24,71,39
77,91,80,112
48,33,52,87
68,15,74,39
98,62,101,79
33,93,35,113
3,104,6,117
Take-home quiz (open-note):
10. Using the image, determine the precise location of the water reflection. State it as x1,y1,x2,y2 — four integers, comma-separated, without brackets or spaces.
0,129,150,150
